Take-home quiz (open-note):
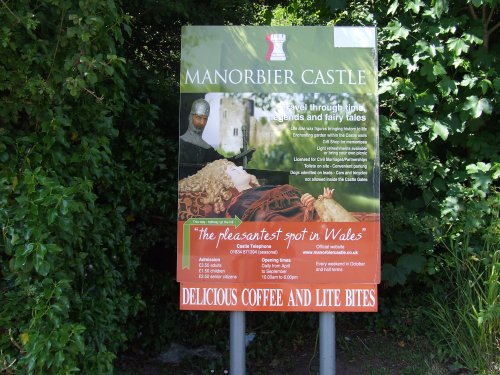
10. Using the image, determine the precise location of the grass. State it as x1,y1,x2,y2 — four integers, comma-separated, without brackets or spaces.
426,233,500,374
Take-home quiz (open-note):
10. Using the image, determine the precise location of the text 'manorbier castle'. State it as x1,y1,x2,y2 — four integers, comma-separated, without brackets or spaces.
185,68,368,86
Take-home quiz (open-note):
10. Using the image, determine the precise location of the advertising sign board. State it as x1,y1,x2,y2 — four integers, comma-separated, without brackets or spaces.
177,26,380,312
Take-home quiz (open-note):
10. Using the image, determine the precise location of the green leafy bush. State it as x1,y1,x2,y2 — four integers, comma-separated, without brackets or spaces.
374,0,499,286
0,1,147,373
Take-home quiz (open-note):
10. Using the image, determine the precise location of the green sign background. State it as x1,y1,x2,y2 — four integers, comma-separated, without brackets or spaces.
180,26,377,94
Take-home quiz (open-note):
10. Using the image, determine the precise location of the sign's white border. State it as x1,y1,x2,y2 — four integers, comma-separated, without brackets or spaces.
334,26,376,48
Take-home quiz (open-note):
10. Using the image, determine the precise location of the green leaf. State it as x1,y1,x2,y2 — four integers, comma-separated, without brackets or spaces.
46,243,62,254
447,37,469,56
104,65,114,76
420,166,434,184
437,76,458,96
492,163,500,180
420,61,438,81
493,78,500,91
405,0,425,13
34,244,48,274
60,199,69,215
397,253,426,273
389,53,406,69
123,23,132,37
86,72,98,84
381,116,400,135
10,233,20,246
479,79,492,95
35,260,51,276
388,1,399,15
432,61,446,76
433,0,449,17
67,27,78,38
471,174,492,198
13,255,28,269
382,264,408,286
463,96,492,118
81,32,90,42
461,75,478,88
48,209,58,225
466,162,491,174
415,93,438,112
441,196,461,219
379,78,395,95
463,32,482,45
325,0,347,10
18,243,35,257
385,21,410,41
432,120,449,140
423,189,434,205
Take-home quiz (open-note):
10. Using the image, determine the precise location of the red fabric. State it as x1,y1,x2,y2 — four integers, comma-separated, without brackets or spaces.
225,185,319,222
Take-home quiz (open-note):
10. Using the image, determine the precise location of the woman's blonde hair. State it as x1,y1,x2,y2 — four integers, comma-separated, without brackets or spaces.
179,159,259,213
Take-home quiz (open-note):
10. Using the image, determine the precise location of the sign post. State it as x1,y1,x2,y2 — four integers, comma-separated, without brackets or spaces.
230,311,245,375
320,312,336,374
177,26,379,374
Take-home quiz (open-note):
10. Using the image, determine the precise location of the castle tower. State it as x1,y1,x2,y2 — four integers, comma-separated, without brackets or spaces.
219,98,254,154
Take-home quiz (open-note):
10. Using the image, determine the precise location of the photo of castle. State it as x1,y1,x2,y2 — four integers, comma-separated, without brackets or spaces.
218,96,286,154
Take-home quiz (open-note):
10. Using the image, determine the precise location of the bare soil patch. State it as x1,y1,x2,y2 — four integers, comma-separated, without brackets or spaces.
117,330,449,375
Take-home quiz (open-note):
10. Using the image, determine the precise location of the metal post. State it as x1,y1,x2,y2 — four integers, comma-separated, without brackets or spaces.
319,312,336,375
230,311,246,375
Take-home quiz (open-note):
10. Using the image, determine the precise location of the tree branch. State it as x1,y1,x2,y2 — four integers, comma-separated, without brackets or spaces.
468,4,478,20
0,0,21,23
488,21,500,35
8,329,25,354
1,356,17,375
486,5,496,26
83,87,104,101
46,8,67,82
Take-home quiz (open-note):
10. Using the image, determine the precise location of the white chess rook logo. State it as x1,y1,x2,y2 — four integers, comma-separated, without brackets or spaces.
270,34,287,61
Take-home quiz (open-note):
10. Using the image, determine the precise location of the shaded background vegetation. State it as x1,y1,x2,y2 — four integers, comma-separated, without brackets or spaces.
0,0,498,374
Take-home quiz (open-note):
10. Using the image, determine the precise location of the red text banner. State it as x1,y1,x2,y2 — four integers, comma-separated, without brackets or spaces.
180,283,378,312
177,221,380,284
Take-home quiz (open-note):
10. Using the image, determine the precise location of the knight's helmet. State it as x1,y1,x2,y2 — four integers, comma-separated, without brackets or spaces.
187,99,210,134
190,98,210,117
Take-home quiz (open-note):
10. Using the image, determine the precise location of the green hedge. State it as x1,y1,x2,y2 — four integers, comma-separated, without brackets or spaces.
0,1,143,373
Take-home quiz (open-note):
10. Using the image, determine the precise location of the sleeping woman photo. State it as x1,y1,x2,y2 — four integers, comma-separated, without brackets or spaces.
178,159,358,222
